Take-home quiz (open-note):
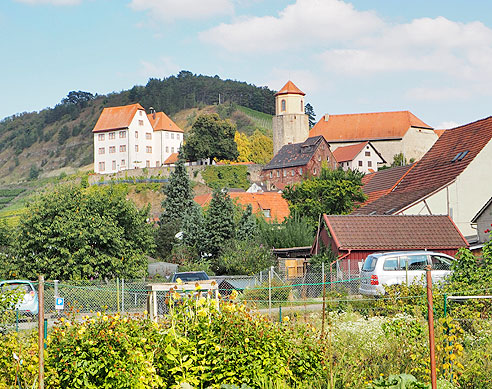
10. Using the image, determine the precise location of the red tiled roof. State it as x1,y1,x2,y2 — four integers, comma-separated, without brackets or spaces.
310,110,432,142
275,81,305,97
148,112,183,133
164,153,179,165
323,214,468,250
194,192,290,221
434,129,446,138
333,142,368,163
93,103,145,133
356,116,492,215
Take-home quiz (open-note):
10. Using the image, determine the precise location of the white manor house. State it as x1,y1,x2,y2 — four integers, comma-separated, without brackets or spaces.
93,103,183,174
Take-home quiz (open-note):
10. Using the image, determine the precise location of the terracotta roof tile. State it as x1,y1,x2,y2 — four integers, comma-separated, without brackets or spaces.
164,153,179,165
148,112,183,133
194,192,289,221
324,214,468,250
310,110,432,142
275,81,305,96
93,103,145,133
333,141,368,163
356,116,492,215
434,129,446,138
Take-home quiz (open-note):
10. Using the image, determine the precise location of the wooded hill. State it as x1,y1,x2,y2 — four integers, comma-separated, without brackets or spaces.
0,71,275,184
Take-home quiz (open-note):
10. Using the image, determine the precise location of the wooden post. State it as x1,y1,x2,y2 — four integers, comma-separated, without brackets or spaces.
38,275,44,389
321,262,326,337
426,265,437,389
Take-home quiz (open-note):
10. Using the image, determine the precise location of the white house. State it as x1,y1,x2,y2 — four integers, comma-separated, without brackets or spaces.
355,116,492,239
332,141,385,173
93,103,183,174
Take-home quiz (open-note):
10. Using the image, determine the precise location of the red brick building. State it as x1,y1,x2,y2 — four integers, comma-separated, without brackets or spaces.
261,135,336,190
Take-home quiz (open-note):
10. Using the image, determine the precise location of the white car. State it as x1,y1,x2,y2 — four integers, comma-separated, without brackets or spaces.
0,280,39,315
359,251,454,296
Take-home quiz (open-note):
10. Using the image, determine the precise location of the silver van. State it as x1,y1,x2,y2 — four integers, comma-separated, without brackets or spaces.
359,251,454,296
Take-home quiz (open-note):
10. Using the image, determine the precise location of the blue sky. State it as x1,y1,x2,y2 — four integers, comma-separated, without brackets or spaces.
3,0,492,129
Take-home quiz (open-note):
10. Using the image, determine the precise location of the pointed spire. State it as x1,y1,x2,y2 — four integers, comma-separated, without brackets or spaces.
275,80,305,96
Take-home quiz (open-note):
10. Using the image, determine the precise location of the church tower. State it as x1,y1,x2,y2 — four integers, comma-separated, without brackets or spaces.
272,81,309,155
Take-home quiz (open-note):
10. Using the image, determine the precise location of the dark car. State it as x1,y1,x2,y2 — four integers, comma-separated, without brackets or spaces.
170,271,210,283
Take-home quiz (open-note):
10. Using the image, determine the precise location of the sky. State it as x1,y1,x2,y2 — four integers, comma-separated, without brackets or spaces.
3,0,492,129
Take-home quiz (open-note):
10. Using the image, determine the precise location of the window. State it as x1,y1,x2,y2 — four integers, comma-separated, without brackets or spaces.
313,168,317,175
383,257,398,271
121,159,126,166
171,147,175,153
138,120,144,126
177,134,180,140
98,134,105,141
365,151,371,156
318,155,321,162
269,171,273,178
109,132,115,140
135,131,138,139
399,255,428,270
146,132,152,140
146,160,150,167
112,160,116,170
281,99,286,111
156,161,160,167
358,160,363,167
431,255,451,271
327,156,330,162
109,146,116,154
299,168,303,175
263,209,271,218
165,146,169,153
135,145,139,152
98,147,105,155
139,110,143,116
171,133,174,139
119,131,126,138
368,161,372,167
291,170,295,176
98,162,105,172
119,145,126,152
165,132,169,139
283,170,287,177
146,146,152,153
301,100,303,111
276,170,280,178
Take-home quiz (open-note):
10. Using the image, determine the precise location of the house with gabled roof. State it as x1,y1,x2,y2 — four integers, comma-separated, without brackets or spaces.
313,214,469,275
93,104,183,174
354,116,492,238
194,191,290,222
333,141,385,173
310,110,438,164
261,135,336,190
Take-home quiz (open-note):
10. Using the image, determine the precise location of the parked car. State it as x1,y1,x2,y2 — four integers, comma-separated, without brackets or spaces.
170,271,210,283
0,280,39,315
359,251,454,296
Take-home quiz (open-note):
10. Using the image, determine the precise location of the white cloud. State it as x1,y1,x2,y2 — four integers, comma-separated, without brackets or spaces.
262,68,321,95
140,56,180,79
15,0,81,4
405,87,470,102
129,0,234,21
435,121,460,129
200,0,382,52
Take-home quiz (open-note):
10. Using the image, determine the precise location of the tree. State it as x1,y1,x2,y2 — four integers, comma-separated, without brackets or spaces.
13,185,154,280
236,204,257,241
203,188,236,261
234,131,252,162
181,202,204,251
282,167,367,227
305,103,316,128
62,91,94,107
184,114,239,161
28,164,40,180
249,130,273,164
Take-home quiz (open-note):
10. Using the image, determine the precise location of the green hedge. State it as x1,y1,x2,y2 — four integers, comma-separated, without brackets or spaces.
202,165,250,190
0,189,25,197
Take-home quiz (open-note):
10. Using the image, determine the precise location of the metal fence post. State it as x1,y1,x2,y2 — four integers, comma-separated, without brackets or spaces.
121,278,125,313
38,275,45,389
268,266,272,317
54,280,58,299
116,278,120,313
426,265,437,389
321,262,325,297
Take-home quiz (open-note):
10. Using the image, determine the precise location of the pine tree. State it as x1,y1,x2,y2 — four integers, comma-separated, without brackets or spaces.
181,202,204,251
203,188,236,259
236,204,257,241
160,151,193,223
305,103,316,128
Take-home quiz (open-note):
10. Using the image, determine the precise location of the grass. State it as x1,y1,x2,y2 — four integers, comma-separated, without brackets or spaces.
237,105,273,131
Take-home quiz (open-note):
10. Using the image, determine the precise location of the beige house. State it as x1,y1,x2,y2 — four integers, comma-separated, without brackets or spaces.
310,110,438,164
355,116,492,239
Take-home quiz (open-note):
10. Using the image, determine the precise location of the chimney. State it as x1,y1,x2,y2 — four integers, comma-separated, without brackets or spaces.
324,114,330,121
149,106,156,119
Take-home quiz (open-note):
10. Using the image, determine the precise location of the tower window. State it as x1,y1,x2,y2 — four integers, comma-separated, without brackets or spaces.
281,99,286,112
301,100,303,111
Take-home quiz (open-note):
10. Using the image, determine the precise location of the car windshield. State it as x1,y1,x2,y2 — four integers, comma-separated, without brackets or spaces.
173,273,209,282
362,255,378,271
1,283,33,293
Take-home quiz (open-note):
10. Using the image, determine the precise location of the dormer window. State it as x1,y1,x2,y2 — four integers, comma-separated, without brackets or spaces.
281,99,286,112
452,150,469,162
